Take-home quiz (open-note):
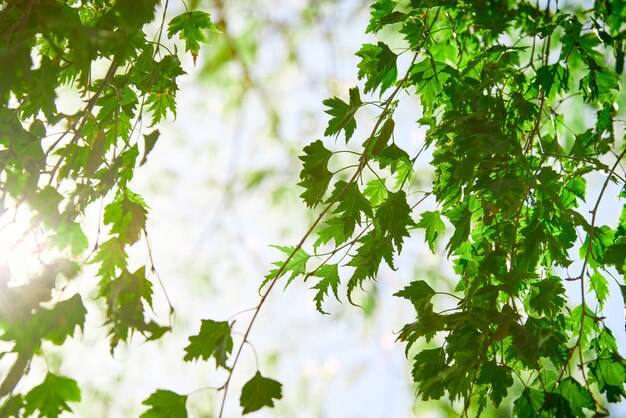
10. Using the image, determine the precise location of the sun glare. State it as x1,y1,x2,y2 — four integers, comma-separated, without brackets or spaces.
0,208,52,288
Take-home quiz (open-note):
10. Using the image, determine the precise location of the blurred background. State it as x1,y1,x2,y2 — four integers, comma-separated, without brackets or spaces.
5,0,625,417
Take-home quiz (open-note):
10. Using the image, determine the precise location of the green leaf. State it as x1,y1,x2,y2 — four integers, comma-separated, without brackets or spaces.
0,395,24,417
476,361,513,407
394,280,435,312
589,270,610,308
347,232,394,304
50,221,88,255
589,354,626,402
367,0,405,33
24,373,81,418
314,216,350,249
298,140,333,207
412,348,447,400
416,210,445,252
183,319,233,369
146,90,176,126
363,179,388,207
167,11,219,59
41,294,87,345
557,378,594,417
378,143,411,173
311,264,341,314
323,87,362,141
364,117,394,156
513,388,545,418
444,203,471,254
356,42,398,94
140,130,160,166
239,371,283,414
329,181,373,236
261,246,310,289
140,390,188,418
103,190,148,245
375,190,413,250
528,277,566,317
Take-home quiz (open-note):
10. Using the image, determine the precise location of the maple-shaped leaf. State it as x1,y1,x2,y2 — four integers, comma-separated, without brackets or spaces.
40,294,87,345
323,87,362,141
366,0,405,33
356,42,398,94
476,360,513,407
92,238,128,281
183,319,233,369
589,270,609,308
314,216,350,249
103,190,148,245
311,264,341,314
513,388,545,418
363,179,388,207
375,190,413,250
556,378,594,417
167,11,219,63
262,245,310,289
50,220,88,255
347,232,395,304
140,389,188,418
298,140,333,207
445,203,471,253
23,373,80,418
329,181,373,236
589,354,626,402
412,348,447,400
146,92,176,126
416,210,445,252
239,371,283,415
527,277,566,317
394,280,435,313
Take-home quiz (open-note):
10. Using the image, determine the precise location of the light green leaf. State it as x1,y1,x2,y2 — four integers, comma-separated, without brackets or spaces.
311,264,341,314
167,11,219,59
140,390,188,418
416,210,445,252
24,373,81,418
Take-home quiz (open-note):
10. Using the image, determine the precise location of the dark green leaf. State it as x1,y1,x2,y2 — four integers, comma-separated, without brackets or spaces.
356,42,398,94
240,371,283,414
183,319,233,369
323,87,362,141
329,181,373,236
298,140,334,207
476,361,513,407
356,42,398,95
375,190,413,250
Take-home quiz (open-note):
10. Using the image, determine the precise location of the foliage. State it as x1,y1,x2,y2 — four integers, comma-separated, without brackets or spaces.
0,0,214,415
1,0,626,417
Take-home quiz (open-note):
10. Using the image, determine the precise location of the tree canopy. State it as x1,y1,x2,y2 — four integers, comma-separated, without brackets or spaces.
1,0,626,417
